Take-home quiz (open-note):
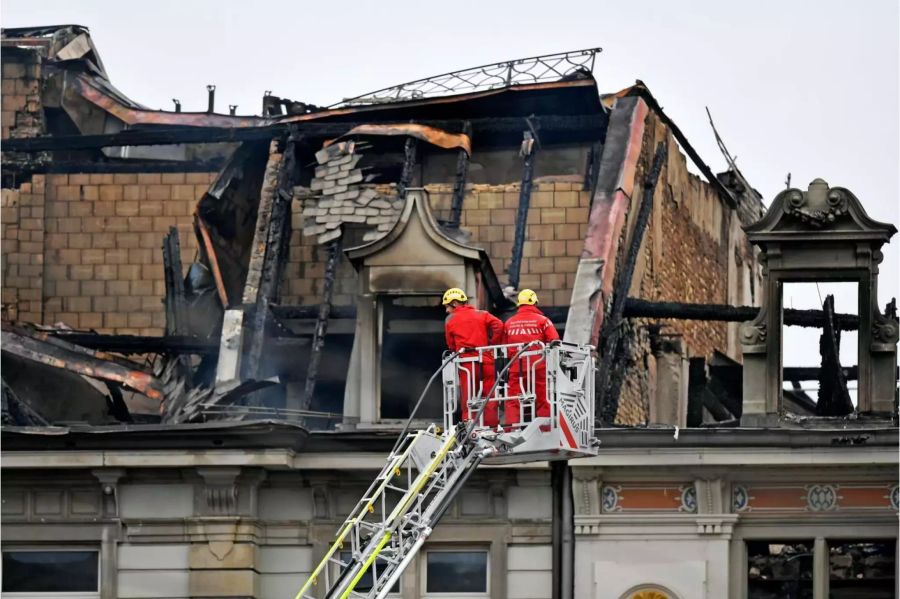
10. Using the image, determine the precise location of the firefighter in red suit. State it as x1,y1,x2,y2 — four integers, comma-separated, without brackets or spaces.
443,287,504,427
503,289,560,426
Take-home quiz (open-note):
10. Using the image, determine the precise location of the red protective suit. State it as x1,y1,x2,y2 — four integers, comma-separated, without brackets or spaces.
503,305,560,426
445,304,504,427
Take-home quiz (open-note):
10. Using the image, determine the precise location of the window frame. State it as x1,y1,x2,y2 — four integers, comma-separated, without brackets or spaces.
2,546,101,599
778,279,862,415
421,547,491,598
377,294,447,423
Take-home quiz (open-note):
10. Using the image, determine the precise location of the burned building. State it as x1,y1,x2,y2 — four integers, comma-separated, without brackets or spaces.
1,25,897,599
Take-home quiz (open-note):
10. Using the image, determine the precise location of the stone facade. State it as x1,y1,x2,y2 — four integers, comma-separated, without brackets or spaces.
0,458,555,599
2,434,895,599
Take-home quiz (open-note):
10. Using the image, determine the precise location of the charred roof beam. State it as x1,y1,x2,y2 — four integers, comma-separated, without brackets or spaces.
623,298,861,331
1,325,165,402
1,114,607,153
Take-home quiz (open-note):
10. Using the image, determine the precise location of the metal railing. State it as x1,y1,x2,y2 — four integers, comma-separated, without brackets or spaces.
441,341,596,455
333,48,602,107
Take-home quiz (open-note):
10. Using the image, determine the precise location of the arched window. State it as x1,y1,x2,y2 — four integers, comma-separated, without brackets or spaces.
619,584,680,599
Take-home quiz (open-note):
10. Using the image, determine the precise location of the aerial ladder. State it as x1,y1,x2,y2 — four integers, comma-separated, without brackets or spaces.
294,341,597,599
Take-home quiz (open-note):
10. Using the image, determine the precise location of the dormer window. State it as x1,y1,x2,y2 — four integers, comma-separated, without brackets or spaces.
342,189,504,428
741,179,898,425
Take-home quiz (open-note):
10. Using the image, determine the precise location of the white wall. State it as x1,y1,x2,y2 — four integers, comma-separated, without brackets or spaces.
507,544,552,599
118,543,190,599
576,538,730,599
257,546,312,599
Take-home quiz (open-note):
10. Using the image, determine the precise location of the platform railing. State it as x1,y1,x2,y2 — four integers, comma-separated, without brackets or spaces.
441,341,595,451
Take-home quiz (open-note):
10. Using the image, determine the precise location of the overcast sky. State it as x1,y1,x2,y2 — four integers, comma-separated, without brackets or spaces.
3,0,899,318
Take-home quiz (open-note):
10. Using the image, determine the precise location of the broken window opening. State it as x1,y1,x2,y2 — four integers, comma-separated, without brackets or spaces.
747,540,814,599
828,539,896,598
781,281,859,417
379,296,446,421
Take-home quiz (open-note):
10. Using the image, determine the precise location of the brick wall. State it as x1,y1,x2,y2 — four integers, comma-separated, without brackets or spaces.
431,181,590,306
612,113,756,424
35,173,216,334
638,124,730,356
3,165,591,329
1,178,46,321
1,50,44,140
283,181,591,307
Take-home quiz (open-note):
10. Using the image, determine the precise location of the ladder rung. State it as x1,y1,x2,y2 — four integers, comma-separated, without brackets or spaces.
384,483,413,493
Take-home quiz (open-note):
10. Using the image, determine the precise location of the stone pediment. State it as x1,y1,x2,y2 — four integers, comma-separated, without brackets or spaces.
745,178,897,244
344,189,504,305
345,189,483,267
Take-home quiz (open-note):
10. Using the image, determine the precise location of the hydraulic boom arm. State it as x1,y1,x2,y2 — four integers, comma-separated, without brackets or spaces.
294,341,597,599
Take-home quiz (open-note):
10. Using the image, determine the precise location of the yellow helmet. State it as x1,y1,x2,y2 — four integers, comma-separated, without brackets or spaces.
517,289,538,306
442,287,468,305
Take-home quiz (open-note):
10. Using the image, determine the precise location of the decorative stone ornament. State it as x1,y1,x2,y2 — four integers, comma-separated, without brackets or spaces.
781,178,850,227
740,178,897,424
679,485,698,513
806,484,838,511
195,467,241,516
621,586,677,599
601,485,620,512
732,485,749,512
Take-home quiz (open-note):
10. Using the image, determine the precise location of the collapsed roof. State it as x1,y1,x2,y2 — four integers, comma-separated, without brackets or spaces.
3,25,890,432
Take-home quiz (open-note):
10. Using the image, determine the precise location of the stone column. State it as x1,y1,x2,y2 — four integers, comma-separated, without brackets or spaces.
728,536,748,599
649,335,688,426
356,293,380,425
813,537,828,598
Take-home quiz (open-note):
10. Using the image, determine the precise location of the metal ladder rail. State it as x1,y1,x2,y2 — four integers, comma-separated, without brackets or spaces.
299,431,425,597
294,429,434,599
325,431,461,599
363,446,485,599
339,433,483,599
368,446,473,592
